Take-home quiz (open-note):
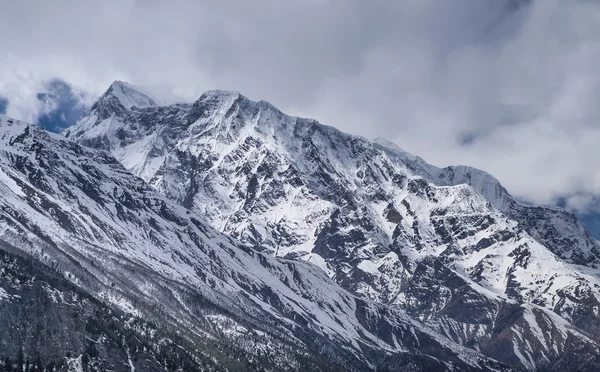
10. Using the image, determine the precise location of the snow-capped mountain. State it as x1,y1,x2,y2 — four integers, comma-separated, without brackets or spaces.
60,82,600,370
0,115,523,371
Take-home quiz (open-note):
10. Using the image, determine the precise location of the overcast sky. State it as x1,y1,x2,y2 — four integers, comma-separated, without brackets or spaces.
2,0,600,217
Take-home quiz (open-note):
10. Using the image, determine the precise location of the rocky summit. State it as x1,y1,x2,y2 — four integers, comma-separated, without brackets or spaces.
1,81,600,371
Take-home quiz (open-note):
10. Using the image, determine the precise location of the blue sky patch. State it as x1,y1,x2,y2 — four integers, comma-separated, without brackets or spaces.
0,96,8,115
36,79,90,133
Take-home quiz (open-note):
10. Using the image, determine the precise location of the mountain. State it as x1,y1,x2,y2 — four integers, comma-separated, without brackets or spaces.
60,83,600,370
0,115,529,371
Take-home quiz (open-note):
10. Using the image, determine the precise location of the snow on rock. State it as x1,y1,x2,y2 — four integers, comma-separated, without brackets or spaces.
0,167,25,197
0,287,10,302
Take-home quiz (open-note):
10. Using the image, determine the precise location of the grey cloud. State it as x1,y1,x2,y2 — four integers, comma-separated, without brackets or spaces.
1,0,600,215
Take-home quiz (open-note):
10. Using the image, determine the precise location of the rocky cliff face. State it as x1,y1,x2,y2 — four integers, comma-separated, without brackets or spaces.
59,82,600,370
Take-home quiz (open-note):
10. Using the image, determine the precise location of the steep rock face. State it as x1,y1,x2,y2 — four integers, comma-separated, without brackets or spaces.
0,116,519,371
62,84,600,370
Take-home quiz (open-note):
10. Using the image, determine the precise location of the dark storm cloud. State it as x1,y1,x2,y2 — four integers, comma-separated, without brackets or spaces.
1,0,600,215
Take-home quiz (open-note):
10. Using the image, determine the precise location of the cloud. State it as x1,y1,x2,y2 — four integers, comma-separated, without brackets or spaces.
0,97,7,115
36,79,92,133
1,0,600,218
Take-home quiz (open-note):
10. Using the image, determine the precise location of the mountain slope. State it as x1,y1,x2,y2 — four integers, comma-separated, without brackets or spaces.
0,240,242,372
0,115,527,371
62,83,600,370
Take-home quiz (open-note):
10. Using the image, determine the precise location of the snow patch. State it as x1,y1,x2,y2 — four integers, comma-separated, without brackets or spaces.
0,287,11,302
0,167,24,197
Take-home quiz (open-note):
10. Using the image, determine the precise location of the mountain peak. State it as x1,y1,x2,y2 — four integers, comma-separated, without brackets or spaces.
185,89,258,124
192,89,286,123
200,89,242,99
195,89,247,109
103,80,162,109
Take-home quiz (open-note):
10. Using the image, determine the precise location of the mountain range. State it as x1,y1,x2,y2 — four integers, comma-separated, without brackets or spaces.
1,81,600,371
